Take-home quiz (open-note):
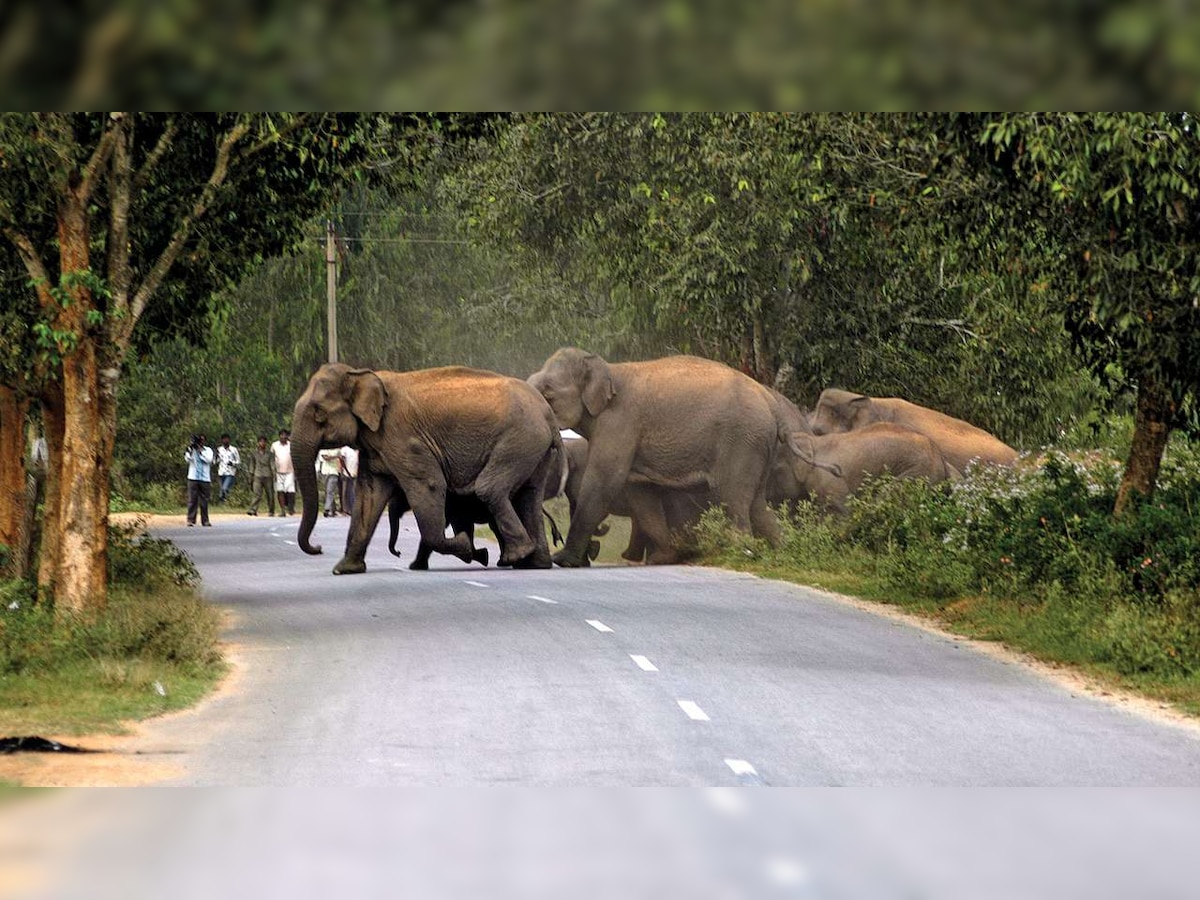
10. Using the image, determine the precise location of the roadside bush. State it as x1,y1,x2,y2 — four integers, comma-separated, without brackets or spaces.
0,521,215,677
108,521,200,588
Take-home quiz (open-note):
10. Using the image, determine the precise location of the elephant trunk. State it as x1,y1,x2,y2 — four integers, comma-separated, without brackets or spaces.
291,434,323,555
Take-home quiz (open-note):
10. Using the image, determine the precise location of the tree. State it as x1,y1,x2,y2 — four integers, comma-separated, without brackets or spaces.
0,113,363,613
983,113,1200,513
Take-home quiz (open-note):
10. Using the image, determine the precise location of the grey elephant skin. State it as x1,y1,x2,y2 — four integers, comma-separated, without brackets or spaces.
780,422,956,512
548,436,707,563
292,363,562,574
528,348,781,566
810,388,1017,471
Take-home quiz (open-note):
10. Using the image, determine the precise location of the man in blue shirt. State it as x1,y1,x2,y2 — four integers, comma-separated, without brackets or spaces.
185,433,215,527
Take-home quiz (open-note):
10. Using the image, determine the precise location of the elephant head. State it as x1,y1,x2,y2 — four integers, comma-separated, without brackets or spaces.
809,388,875,435
291,363,386,556
528,348,615,431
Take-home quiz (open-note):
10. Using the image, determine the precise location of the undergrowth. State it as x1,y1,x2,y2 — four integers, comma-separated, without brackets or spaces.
0,520,224,736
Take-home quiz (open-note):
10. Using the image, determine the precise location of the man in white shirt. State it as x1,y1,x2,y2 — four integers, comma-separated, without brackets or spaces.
318,448,342,517
271,429,295,516
339,445,359,516
216,433,241,503
184,433,215,527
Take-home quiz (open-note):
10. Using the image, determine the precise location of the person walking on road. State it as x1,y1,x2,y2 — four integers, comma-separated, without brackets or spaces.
339,444,358,516
271,429,296,516
216,433,241,503
184,433,214,527
246,435,276,516
318,448,341,517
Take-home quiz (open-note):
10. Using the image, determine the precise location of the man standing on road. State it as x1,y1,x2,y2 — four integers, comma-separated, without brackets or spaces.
184,433,214,527
339,444,358,516
216,433,241,503
271,429,296,516
245,435,276,516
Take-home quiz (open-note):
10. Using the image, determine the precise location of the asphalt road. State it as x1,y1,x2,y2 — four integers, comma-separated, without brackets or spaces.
148,512,1200,788
10,513,1200,900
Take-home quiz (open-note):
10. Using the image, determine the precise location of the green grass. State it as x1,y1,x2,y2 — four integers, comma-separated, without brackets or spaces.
0,524,226,738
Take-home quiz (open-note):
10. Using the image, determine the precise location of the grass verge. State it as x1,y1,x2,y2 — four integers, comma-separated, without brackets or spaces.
0,524,226,737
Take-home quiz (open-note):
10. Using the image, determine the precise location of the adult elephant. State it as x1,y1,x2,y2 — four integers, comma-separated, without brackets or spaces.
809,388,1018,471
528,349,781,566
292,363,562,574
782,423,956,512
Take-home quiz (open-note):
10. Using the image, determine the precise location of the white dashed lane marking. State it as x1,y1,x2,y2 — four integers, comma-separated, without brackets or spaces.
724,758,757,776
677,700,710,722
630,655,658,672
464,581,489,588
586,619,613,633
527,595,558,604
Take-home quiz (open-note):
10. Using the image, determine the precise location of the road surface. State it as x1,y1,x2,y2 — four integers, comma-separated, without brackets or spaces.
144,512,1200,787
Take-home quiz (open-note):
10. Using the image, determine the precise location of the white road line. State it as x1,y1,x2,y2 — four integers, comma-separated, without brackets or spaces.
464,580,489,588
724,758,757,776
527,595,558,604
630,654,658,672
678,700,710,721
283,540,295,545
586,619,613,633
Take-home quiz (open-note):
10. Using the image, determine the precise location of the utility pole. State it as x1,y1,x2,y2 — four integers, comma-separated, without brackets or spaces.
326,219,339,363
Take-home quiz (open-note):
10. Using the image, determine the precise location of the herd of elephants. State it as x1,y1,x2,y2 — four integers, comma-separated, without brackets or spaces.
290,348,1018,574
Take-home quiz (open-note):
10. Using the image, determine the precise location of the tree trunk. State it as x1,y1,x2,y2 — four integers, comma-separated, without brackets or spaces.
37,381,64,601
1114,371,1177,517
48,205,109,615
0,385,29,575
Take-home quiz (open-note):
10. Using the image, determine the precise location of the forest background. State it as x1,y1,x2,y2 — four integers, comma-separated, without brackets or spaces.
111,112,1192,500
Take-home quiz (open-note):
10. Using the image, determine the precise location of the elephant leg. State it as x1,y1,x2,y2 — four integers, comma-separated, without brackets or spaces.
335,473,394,575
512,483,552,569
625,486,677,565
405,478,474,564
556,450,631,567
621,515,651,562
749,492,781,547
475,471,536,567
410,542,433,570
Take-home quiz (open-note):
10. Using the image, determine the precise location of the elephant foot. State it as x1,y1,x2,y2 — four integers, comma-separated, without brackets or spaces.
514,548,553,569
646,547,680,566
408,557,430,571
587,540,601,562
620,545,645,563
333,558,368,575
473,547,490,567
552,548,590,568
498,536,536,568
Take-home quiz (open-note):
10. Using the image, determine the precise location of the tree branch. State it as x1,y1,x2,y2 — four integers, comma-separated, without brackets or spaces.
122,119,251,347
131,116,178,193
1,226,53,300
77,113,123,201
106,113,133,325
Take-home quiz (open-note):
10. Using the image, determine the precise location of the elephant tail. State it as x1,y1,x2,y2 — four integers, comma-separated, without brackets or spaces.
552,428,569,500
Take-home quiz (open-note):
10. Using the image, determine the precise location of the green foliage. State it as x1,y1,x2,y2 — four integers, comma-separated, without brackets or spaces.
0,523,218,678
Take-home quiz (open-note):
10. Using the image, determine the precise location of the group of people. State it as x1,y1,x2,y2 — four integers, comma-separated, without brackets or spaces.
184,429,358,527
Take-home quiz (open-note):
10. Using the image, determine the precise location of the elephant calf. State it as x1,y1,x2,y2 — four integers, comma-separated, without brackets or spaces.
782,423,956,512
810,388,1017,471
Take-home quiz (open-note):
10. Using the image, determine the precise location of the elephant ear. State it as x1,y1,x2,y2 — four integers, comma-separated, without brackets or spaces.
348,370,387,432
786,431,843,478
581,354,615,417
